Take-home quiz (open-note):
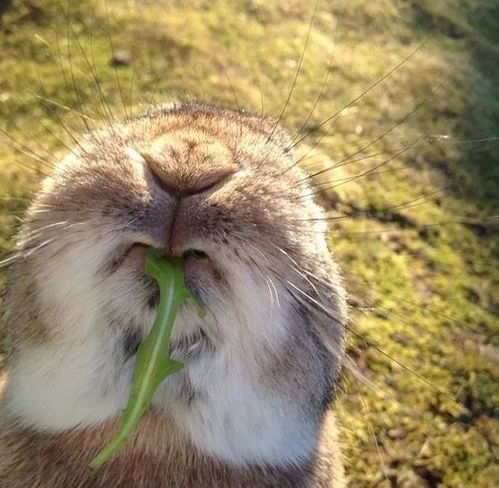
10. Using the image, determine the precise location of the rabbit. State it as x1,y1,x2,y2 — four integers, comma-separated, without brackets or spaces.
0,102,347,487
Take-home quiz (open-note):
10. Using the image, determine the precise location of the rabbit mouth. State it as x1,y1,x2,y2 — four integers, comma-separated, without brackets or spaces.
182,248,209,260
182,248,223,301
107,241,223,308
108,244,211,274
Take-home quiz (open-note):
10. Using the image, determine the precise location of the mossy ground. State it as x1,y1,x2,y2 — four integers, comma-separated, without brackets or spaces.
0,1,497,486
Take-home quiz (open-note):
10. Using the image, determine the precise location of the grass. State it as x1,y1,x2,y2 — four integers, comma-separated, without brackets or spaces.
1,0,498,486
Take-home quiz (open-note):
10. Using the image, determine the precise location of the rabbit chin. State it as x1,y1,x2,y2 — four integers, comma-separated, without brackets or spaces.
4,237,318,467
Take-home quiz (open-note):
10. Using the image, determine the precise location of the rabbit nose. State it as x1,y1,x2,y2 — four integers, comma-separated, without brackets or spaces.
148,161,235,198
140,134,238,198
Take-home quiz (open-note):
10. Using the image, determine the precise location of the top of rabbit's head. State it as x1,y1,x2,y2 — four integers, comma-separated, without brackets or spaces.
14,103,336,336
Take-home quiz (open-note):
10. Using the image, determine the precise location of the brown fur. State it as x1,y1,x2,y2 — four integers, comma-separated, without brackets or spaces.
0,398,344,488
1,104,347,486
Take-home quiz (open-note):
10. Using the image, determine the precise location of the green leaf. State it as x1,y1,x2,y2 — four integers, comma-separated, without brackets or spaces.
89,248,205,470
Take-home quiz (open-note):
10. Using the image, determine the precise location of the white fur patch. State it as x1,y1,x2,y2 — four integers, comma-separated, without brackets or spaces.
6,234,318,466
159,263,318,466
6,232,133,430
6,340,133,430
168,345,317,466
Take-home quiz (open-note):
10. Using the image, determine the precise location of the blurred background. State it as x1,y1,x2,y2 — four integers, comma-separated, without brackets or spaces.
0,0,497,486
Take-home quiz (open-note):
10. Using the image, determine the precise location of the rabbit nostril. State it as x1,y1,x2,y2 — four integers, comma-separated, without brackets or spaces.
147,161,181,197
182,249,209,260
